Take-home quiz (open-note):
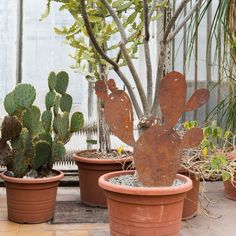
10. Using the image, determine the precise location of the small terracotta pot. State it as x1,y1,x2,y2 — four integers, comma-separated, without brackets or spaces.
73,150,132,207
224,172,236,200
0,170,64,223
99,170,192,236
179,170,200,220
222,151,236,200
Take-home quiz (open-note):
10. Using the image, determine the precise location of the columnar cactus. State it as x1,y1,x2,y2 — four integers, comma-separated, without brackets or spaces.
0,71,84,178
95,71,210,187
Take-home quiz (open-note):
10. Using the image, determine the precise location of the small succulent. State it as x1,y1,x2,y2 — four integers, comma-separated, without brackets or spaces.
95,71,210,187
0,71,84,178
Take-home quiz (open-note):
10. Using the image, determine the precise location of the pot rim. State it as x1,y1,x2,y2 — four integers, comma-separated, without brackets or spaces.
73,149,133,164
0,169,64,184
98,170,192,196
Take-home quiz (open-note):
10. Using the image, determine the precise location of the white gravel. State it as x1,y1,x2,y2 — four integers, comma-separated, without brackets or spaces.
108,174,184,187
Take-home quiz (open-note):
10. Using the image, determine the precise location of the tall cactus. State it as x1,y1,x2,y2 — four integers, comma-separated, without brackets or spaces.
0,71,84,178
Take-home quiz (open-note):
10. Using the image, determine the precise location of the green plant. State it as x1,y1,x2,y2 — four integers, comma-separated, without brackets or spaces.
0,71,84,178
181,120,236,182
42,0,203,154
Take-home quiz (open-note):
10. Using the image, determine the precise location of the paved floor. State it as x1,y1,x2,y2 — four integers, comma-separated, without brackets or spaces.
0,182,235,236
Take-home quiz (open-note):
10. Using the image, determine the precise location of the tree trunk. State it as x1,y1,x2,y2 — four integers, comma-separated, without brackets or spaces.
97,63,111,153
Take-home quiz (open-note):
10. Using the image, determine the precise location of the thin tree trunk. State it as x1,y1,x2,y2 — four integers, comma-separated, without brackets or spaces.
97,64,111,153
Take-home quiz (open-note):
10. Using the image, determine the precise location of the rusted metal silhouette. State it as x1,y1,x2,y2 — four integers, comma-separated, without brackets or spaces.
95,71,210,187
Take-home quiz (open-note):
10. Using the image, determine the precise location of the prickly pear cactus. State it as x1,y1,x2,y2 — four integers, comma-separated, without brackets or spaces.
0,71,84,178
95,72,210,187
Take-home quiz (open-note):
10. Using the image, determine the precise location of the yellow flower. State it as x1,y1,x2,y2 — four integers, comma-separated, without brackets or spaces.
117,146,124,155
202,147,208,157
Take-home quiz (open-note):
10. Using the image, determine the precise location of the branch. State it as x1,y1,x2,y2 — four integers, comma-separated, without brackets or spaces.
115,68,143,119
166,0,204,43
80,0,117,69
163,0,189,42
101,0,150,115
80,0,143,118
151,42,166,115
142,0,153,107
143,0,150,41
144,42,153,107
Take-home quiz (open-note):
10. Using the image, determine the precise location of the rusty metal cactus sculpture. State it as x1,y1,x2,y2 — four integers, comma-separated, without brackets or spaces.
95,71,210,187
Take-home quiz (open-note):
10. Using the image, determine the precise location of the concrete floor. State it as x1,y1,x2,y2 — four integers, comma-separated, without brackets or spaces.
0,182,235,236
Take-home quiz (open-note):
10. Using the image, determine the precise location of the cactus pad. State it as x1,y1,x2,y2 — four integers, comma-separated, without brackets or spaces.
23,106,41,134
1,116,22,141
52,141,66,161
32,141,51,169
60,94,72,112
4,92,18,115
41,110,52,132
55,71,69,94
14,84,36,108
13,154,29,177
58,112,70,143
45,91,56,110
48,71,57,91
53,95,60,115
39,132,52,146
70,112,84,132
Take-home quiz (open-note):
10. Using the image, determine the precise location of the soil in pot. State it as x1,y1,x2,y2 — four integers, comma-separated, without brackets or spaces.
179,170,200,220
73,150,132,207
0,170,64,223
99,170,192,236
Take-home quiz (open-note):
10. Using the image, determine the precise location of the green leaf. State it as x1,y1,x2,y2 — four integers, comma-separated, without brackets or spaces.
89,15,102,23
116,1,133,12
127,11,137,24
112,0,125,8
222,172,231,181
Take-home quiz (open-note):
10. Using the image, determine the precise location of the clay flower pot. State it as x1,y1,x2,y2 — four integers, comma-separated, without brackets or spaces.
73,150,132,207
224,172,236,200
99,170,192,236
178,169,200,220
0,170,64,223
222,151,236,200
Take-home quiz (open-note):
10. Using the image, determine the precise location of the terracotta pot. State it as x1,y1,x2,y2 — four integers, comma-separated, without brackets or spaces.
73,150,132,207
224,172,236,200
221,151,236,200
0,170,64,223
179,170,200,220
99,170,192,236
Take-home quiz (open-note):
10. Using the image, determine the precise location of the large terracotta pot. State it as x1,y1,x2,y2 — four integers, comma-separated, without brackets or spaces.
0,170,64,223
99,170,192,236
73,150,132,207
179,170,200,220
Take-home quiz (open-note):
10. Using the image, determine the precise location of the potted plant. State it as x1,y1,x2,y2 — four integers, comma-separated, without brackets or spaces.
96,71,209,235
180,120,224,219
0,71,84,223
182,121,236,202
43,0,204,208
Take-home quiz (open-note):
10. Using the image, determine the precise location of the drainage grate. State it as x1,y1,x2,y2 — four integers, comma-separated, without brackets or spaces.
52,201,108,224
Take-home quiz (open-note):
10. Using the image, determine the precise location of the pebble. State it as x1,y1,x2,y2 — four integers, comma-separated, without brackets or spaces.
108,174,184,187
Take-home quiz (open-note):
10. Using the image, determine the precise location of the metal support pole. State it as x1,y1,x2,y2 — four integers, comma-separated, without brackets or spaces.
16,0,23,84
